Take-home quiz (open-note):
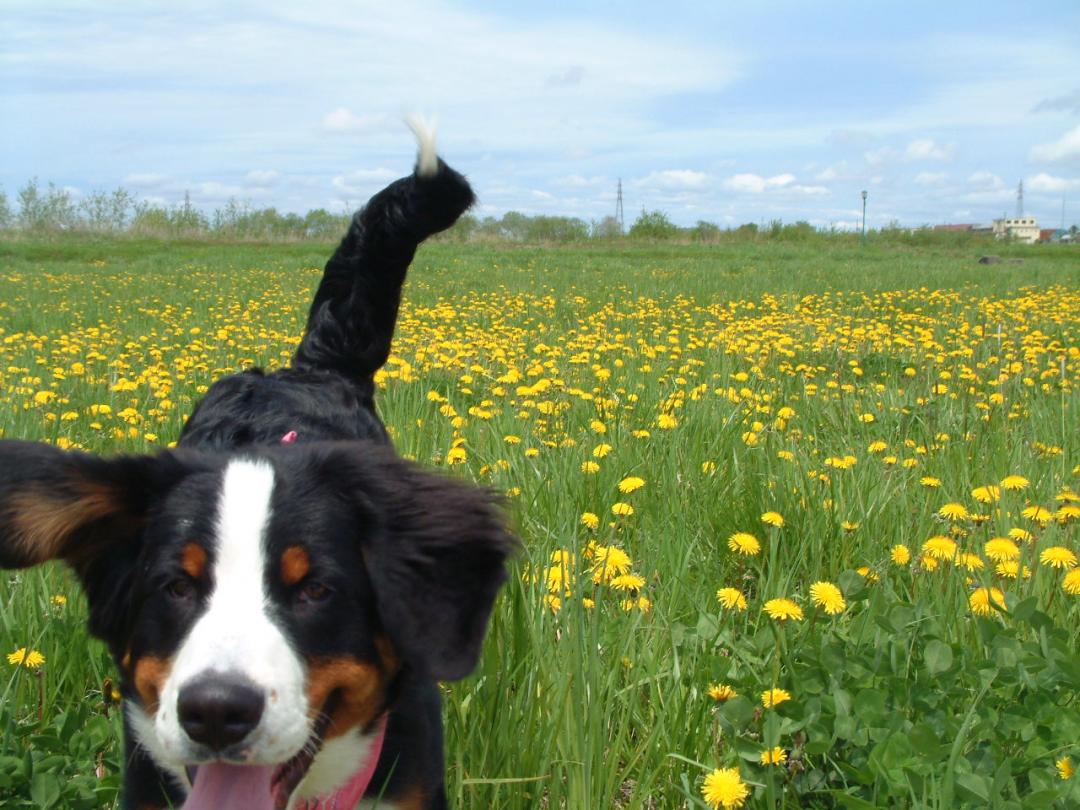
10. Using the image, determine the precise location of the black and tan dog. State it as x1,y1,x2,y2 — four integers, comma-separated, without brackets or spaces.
0,124,515,810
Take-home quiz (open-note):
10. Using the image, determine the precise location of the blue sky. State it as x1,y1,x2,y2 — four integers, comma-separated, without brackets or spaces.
3,0,1080,229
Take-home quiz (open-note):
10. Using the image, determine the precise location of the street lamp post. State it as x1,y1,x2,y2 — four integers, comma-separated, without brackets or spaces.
860,190,868,241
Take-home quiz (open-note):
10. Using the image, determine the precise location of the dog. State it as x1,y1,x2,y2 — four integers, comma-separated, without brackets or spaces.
0,122,516,810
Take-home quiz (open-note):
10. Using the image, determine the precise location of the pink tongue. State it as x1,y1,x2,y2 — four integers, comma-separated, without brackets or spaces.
182,762,277,810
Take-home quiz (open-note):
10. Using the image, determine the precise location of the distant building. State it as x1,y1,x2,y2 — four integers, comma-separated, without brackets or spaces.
933,223,974,232
1039,228,1066,243
992,216,1039,244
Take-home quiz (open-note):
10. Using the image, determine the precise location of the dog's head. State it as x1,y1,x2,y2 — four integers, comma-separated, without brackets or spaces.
0,439,515,808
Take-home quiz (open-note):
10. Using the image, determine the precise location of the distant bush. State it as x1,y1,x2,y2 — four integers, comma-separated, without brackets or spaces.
629,209,679,240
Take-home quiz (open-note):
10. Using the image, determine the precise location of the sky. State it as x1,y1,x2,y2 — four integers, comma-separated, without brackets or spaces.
3,0,1080,230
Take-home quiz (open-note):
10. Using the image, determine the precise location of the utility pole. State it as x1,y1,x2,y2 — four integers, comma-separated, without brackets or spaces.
1016,181,1024,219
860,190,868,241
615,179,624,232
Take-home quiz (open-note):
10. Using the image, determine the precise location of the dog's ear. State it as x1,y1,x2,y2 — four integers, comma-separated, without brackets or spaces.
335,445,518,681
0,440,201,644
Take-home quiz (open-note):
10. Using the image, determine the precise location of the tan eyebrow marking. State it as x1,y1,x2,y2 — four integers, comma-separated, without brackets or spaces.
280,545,310,586
180,542,208,579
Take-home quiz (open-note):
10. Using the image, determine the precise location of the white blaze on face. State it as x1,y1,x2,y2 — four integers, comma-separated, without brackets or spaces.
152,459,310,767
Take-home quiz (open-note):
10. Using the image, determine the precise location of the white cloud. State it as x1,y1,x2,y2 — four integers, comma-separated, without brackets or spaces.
123,172,169,187
321,109,394,135
914,172,947,186
244,169,280,186
722,173,826,196
967,171,1005,191
1031,125,1080,165
330,168,400,196
1032,89,1080,114
636,169,708,190
866,139,953,167
904,138,953,162
1026,173,1080,193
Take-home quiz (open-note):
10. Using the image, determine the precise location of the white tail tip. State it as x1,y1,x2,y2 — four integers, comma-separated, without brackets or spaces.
405,114,438,177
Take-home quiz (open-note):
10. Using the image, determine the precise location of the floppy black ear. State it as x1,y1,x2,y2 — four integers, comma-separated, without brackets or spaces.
0,440,201,644
337,445,518,681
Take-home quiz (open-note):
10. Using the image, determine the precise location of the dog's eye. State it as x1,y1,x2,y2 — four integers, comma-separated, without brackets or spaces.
296,581,332,604
165,578,195,601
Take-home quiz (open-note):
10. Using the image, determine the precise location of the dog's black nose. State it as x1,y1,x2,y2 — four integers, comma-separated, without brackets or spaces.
177,675,265,751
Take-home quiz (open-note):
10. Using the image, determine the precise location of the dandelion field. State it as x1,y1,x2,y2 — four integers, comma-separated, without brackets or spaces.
1,236,1078,809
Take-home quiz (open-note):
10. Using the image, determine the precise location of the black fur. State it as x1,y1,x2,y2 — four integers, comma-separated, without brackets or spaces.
0,148,512,810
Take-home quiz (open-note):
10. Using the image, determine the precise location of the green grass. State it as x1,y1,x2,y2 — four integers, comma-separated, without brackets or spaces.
1,237,1078,809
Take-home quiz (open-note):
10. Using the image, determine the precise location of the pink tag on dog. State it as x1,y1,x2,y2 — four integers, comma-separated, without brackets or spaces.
280,431,298,444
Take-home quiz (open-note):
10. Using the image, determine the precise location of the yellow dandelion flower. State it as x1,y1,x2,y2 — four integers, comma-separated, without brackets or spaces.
503,434,521,444
581,460,600,474
611,502,634,517
1000,475,1029,491
760,511,784,528
763,598,803,622
621,595,652,612
1008,527,1034,542
1022,505,1053,525
1056,504,1080,523
702,460,717,474
971,485,1000,504
716,587,748,610
727,532,761,556
995,560,1031,579
6,648,45,668
809,581,846,615
580,512,600,530
1063,569,1080,595
543,594,562,613
701,767,750,809
618,476,645,494
657,413,678,430
868,441,888,453
761,688,792,708
969,587,1007,616
842,521,860,532
1039,546,1078,570
590,545,632,584
446,446,467,465
545,565,572,594
856,566,880,582
920,476,942,488
51,594,68,606
891,544,911,565
922,536,958,561
760,747,787,766
1057,756,1074,780
938,502,969,521
610,573,645,591
592,443,612,458
707,683,738,702
984,537,1020,562
955,552,985,571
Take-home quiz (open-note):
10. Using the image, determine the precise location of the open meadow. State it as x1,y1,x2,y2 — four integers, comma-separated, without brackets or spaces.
1,236,1078,809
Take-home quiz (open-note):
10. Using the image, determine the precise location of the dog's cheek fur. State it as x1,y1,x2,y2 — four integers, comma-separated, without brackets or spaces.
133,655,174,715
306,657,385,738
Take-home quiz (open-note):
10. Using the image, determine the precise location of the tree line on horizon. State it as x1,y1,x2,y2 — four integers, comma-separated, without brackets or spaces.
2,179,1074,245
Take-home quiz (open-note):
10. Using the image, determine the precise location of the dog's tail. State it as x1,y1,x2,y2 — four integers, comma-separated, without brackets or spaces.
292,119,475,382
